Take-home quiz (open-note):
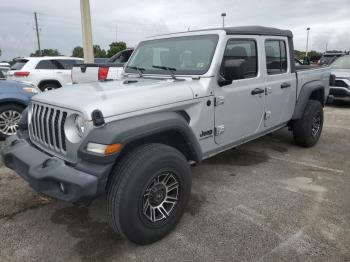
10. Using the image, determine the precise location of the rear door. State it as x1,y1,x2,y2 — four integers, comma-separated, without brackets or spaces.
263,37,297,128
52,60,77,85
214,37,265,145
34,60,56,82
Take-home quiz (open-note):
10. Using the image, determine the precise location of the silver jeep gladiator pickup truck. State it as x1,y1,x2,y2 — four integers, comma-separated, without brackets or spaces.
2,26,331,245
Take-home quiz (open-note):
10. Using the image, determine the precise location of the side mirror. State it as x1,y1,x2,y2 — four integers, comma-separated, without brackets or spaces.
219,59,246,87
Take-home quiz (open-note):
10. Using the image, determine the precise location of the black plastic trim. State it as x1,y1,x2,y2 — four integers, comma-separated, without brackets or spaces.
78,112,203,164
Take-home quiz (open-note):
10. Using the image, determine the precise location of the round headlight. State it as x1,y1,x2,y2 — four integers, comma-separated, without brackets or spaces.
74,115,85,138
64,114,86,143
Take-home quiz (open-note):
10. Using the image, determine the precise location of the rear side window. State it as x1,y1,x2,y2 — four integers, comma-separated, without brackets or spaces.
265,40,288,75
36,60,58,69
108,51,133,64
54,60,82,70
221,39,258,79
11,60,28,70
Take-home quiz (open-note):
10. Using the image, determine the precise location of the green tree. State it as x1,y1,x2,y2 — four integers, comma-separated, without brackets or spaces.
72,45,107,58
107,41,127,58
30,49,61,57
294,50,305,60
72,46,84,58
0,49,2,57
93,45,107,58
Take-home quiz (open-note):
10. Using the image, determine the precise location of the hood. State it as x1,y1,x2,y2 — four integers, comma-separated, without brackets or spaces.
0,79,28,88
331,69,350,79
33,78,195,120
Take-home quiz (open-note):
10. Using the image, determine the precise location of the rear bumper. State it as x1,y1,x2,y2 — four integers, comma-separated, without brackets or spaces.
329,86,350,98
2,134,113,204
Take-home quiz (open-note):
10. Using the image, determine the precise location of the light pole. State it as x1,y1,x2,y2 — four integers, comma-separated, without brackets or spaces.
80,0,94,63
221,13,226,28
305,27,310,57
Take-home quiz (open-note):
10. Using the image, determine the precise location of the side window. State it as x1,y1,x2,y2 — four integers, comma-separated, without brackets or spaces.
36,60,57,69
265,40,288,75
51,60,65,70
109,53,121,63
55,60,79,70
119,50,133,63
221,39,258,80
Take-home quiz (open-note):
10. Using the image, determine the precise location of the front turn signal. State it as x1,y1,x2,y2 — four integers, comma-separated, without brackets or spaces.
87,143,122,155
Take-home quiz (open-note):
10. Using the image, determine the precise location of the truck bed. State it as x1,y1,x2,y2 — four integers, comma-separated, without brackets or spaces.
296,66,330,99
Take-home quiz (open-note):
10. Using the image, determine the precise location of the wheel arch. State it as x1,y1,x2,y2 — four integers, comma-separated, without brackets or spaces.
292,81,325,120
78,111,203,164
38,79,62,89
0,100,27,110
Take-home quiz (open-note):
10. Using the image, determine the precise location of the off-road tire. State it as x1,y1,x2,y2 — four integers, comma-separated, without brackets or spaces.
106,143,191,245
293,100,324,147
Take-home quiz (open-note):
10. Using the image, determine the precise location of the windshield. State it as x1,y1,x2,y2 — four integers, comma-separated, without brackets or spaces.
331,56,350,69
125,35,219,76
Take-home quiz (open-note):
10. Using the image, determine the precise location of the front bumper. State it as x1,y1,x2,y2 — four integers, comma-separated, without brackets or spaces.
2,134,113,203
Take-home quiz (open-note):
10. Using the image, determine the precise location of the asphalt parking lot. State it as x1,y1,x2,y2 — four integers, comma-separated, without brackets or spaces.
0,102,349,262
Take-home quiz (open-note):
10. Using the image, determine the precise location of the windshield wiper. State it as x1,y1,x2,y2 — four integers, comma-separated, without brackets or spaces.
126,66,145,77
152,65,177,80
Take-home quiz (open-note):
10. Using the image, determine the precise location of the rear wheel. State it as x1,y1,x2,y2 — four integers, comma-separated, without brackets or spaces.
0,104,24,139
293,100,324,147
107,143,191,245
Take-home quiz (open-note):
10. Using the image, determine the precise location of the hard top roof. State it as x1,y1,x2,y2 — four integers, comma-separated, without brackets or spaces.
154,26,293,38
16,56,83,61
223,26,293,38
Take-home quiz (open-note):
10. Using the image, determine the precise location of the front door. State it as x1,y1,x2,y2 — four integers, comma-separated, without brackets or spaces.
263,38,297,128
214,37,265,145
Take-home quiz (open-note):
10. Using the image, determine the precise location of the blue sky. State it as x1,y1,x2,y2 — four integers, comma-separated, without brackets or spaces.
0,0,349,60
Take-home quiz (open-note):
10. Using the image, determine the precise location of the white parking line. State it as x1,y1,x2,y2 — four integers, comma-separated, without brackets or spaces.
270,156,344,174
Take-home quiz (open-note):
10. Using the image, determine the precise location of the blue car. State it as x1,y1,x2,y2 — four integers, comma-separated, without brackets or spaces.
0,79,39,138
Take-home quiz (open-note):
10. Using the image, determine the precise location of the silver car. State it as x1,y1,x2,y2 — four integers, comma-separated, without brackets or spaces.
330,55,350,100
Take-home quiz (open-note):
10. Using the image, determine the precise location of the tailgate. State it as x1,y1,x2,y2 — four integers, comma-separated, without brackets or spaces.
72,63,124,84
71,64,99,84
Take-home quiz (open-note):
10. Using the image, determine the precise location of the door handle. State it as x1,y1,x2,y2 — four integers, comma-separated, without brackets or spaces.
251,88,265,95
281,82,291,89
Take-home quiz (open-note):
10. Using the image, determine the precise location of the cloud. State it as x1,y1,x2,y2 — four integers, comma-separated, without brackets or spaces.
0,0,349,60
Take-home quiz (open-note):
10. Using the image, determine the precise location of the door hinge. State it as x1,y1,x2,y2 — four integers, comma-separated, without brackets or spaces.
215,125,225,136
214,96,225,106
264,111,271,120
265,87,272,95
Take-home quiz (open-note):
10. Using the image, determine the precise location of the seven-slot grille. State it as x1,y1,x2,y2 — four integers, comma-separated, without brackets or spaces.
30,103,68,154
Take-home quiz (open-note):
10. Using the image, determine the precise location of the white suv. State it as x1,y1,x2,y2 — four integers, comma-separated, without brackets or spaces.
8,57,83,91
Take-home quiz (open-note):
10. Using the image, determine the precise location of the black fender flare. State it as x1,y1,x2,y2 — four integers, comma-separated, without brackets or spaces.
292,81,325,120
38,79,62,89
78,112,202,164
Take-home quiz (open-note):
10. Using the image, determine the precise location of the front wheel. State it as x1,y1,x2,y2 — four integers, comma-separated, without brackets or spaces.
293,100,324,147
107,143,191,245
0,104,24,139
